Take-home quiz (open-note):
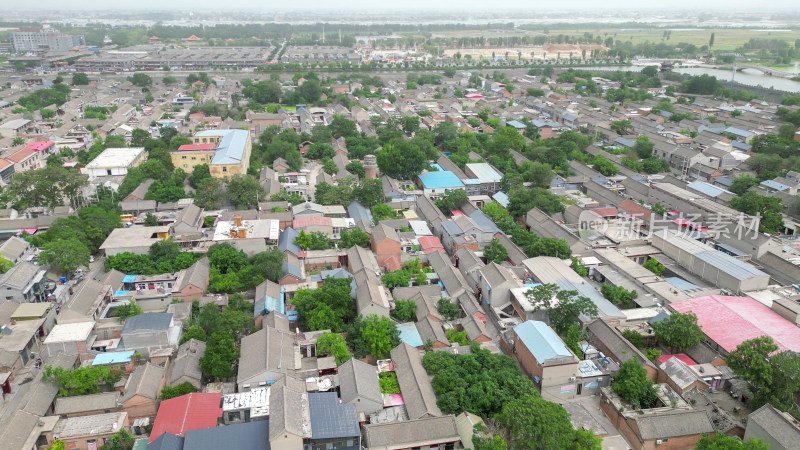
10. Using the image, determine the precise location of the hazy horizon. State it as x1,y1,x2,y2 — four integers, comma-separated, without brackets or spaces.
3,0,798,12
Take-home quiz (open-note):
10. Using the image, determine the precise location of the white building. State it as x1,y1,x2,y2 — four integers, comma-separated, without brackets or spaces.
80,147,146,177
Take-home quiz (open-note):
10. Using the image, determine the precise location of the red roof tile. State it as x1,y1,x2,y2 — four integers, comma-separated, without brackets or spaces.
148,393,222,442
293,216,332,229
657,354,697,366
6,148,35,163
618,199,652,220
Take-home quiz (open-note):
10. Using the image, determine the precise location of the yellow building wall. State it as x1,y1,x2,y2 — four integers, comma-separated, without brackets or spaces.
170,150,215,173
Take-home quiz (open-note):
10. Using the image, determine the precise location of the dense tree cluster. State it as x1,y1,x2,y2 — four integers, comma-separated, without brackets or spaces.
726,336,800,414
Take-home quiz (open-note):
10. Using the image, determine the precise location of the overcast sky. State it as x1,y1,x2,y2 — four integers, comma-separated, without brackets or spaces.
5,0,795,12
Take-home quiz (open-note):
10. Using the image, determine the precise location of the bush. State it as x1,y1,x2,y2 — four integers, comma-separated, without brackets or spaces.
437,298,461,320
159,382,197,400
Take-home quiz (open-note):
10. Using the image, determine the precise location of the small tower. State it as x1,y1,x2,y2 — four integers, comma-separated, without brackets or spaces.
364,154,378,179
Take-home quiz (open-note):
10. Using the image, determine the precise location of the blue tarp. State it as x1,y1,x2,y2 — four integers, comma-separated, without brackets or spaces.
122,275,137,283
114,290,129,297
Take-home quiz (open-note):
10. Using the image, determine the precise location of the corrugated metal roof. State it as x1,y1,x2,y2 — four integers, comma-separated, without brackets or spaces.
686,181,731,198
695,251,766,281
397,322,423,347
465,163,503,183
418,171,465,189
92,351,135,365
513,320,573,362
760,179,790,192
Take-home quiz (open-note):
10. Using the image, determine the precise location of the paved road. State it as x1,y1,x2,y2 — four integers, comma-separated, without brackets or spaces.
306,161,322,201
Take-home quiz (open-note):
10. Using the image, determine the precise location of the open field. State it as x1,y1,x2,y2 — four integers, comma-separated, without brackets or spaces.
540,27,800,51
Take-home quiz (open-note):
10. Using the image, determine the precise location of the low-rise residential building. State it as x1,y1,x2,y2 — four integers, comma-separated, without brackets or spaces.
121,363,165,420
0,262,49,303
171,129,252,178
80,147,146,176
51,411,129,450
744,404,800,450
512,320,579,391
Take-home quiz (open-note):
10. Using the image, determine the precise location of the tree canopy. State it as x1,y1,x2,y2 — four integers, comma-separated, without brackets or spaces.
611,359,658,409
292,277,355,332
725,336,800,413
651,312,703,352
525,284,599,335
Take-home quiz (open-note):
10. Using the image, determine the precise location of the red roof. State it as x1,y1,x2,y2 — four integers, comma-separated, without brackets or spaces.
176,144,216,151
6,148,35,163
418,236,445,254
657,354,697,366
670,295,800,354
188,113,205,119
293,216,332,229
149,393,222,442
589,206,618,218
617,199,652,220
384,256,403,272
25,140,54,152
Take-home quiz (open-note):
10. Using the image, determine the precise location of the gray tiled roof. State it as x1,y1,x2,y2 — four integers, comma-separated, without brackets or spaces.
416,316,449,345
277,227,301,256
176,257,209,292
268,374,311,441
183,420,266,450
54,392,120,415
121,312,172,334
147,432,185,450
636,410,714,440
308,392,360,439
390,343,441,420
338,359,382,407
168,339,205,385
363,415,460,448
122,363,164,402
747,404,800,448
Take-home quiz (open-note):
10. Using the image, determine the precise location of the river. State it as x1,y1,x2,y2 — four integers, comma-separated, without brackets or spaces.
581,65,800,93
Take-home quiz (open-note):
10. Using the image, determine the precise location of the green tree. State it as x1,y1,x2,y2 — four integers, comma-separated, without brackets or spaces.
188,163,211,189
315,332,352,365
49,440,66,450
435,189,469,213
292,278,355,332
353,178,383,207
525,285,599,335
193,177,225,209
695,432,768,449
329,114,358,139
633,135,654,159
729,192,784,233
392,300,417,322
498,394,578,449
643,258,665,275
39,238,90,276
612,359,658,408
726,336,800,412
507,187,564,217
249,249,285,283
130,128,150,147
483,238,508,263
651,312,703,352
621,329,646,348
339,227,370,249
346,161,365,178
570,257,589,277
322,158,338,175
226,174,265,209
144,212,159,226
181,325,207,344
0,165,87,210
591,154,619,176
371,203,400,222
71,72,90,85
0,256,13,274
600,283,639,309
355,315,401,359
127,73,153,88
42,365,122,397
377,141,429,180
112,300,144,322
159,382,197,400
437,298,461,320
99,429,135,450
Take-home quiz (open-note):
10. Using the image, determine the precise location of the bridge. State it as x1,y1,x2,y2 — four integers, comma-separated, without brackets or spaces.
735,64,797,79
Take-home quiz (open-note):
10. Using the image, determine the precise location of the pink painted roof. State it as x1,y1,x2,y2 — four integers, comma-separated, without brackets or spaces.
465,93,484,99
25,140,54,152
670,295,800,353
657,354,697,366
450,209,465,216
292,216,332,229
177,144,216,151
188,113,205,118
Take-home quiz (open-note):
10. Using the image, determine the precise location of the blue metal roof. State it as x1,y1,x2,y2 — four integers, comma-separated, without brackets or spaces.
686,181,732,198
714,176,734,187
760,179,790,192
506,120,527,129
397,322,423,347
731,141,751,151
615,137,635,148
664,277,703,294
92,351,135,365
122,274,137,283
513,321,573,362
194,129,250,165
469,210,502,234
440,220,464,236
695,250,767,281
724,126,753,137
347,200,373,224
114,290,129,297
492,192,509,208
418,171,465,189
